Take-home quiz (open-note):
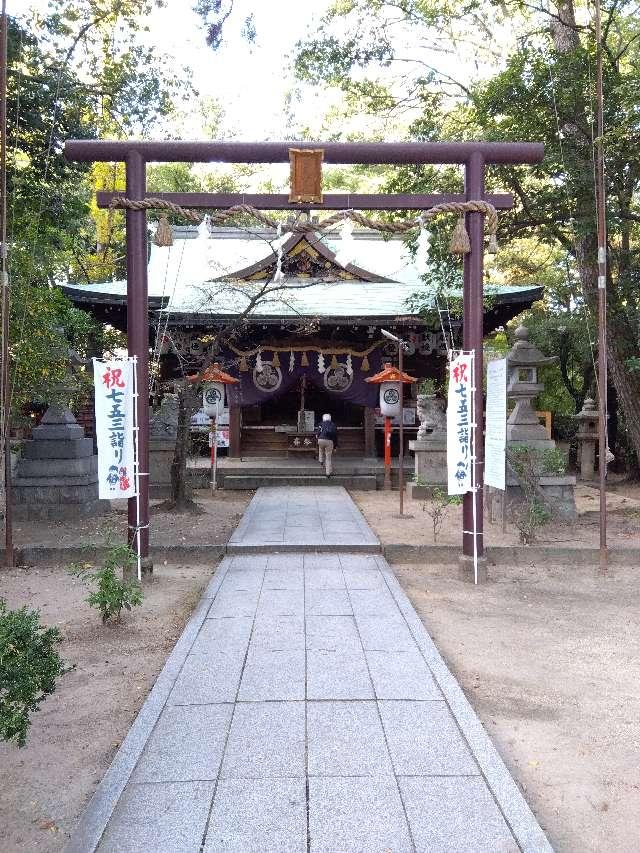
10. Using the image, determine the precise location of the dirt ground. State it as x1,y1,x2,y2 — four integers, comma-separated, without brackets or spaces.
12,491,253,549
352,482,640,548
392,558,640,853
0,561,216,852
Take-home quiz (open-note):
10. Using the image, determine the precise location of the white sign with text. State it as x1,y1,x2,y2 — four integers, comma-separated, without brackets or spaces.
485,358,507,490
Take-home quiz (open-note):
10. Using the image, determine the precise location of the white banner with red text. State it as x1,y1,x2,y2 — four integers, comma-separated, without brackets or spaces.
93,358,138,500
447,352,474,495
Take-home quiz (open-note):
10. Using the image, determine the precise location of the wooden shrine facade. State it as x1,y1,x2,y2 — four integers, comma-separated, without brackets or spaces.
63,227,542,459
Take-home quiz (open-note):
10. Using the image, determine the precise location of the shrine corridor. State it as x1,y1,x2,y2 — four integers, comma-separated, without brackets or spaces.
67,487,552,853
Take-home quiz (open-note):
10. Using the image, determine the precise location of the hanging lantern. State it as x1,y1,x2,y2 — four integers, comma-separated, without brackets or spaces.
380,381,401,416
365,362,417,416
187,362,240,415
203,382,225,417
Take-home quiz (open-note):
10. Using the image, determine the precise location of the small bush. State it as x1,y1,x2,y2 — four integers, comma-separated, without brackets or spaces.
422,487,462,543
69,543,143,624
0,599,68,747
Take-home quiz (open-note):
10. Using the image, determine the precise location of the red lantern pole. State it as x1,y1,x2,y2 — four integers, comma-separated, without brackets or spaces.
383,416,392,490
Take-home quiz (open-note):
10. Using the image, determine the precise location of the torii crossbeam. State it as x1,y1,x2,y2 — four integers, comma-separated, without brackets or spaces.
65,139,543,572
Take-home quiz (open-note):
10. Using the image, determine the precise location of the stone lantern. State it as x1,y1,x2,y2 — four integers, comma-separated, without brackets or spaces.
575,397,599,481
504,325,577,520
506,325,557,450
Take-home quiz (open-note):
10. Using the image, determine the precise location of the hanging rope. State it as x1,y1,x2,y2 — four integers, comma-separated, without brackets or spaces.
107,196,500,255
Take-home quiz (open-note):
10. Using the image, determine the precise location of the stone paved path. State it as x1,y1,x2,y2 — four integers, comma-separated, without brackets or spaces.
68,487,552,853
228,486,379,551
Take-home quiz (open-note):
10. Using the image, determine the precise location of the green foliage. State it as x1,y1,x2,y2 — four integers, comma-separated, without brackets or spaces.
422,486,462,543
7,5,190,421
69,544,143,624
293,0,640,469
418,378,436,395
0,599,68,747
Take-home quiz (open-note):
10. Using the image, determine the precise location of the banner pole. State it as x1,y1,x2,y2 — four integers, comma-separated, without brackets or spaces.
470,352,478,585
132,355,142,582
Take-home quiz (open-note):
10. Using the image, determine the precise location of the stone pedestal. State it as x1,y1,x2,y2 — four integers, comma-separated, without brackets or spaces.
408,437,447,488
505,471,578,521
149,439,175,499
149,394,178,499
12,404,108,520
408,393,447,494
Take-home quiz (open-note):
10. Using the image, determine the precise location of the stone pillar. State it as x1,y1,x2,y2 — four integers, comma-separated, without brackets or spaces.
12,404,108,520
575,397,599,480
229,405,241,458
364,407,376,458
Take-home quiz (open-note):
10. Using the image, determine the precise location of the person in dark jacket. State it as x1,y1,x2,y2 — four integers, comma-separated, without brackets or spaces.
316,413,338,477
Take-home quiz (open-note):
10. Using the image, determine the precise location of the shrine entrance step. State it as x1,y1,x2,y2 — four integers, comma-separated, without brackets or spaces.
223,474,377,490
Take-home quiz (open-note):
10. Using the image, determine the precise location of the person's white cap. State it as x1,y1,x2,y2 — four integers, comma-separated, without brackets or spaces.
322,413,331,421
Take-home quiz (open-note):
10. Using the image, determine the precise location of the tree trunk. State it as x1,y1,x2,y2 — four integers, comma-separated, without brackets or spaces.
161,385,203,513
574,236,640,470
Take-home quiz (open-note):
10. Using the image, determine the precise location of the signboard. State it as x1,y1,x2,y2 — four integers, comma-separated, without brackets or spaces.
297,410,315,432
485,358,507,490
447,353,473,495
374,407,415,427
209,427,230,449
94,358,137,499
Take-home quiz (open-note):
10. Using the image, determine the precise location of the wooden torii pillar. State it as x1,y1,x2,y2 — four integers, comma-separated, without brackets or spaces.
64,140,543,567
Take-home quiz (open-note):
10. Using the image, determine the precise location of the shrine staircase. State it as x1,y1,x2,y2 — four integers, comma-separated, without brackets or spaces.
188,458,413,491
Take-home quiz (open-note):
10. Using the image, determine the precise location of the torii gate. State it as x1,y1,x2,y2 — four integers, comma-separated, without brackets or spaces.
64,140,543,571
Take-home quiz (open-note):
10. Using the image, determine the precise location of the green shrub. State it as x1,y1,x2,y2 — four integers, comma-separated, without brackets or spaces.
69,543,143,624
0,599,68,747
422,486,463,543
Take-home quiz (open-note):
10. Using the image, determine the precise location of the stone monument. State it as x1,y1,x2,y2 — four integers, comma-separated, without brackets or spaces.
505,325,577,520
408,390,447,498
12,403,108,520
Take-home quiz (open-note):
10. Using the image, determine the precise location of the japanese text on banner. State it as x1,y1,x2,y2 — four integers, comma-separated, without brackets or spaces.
93,359,138,500
447,353,474,495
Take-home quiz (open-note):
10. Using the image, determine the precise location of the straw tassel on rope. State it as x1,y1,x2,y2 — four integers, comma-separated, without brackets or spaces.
154,215,173,247
449,216,471,255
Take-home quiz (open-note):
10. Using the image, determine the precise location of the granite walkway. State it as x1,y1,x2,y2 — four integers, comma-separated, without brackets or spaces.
67,487,552,853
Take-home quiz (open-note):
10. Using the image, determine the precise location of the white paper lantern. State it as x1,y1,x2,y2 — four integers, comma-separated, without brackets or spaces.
203,382,225,417
379,381,401,417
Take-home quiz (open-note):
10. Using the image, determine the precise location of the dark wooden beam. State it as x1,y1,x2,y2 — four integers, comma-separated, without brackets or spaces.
96,191,514,211
66,139,544,165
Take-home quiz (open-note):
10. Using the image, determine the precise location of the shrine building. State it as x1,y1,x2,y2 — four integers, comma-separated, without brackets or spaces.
61,223,541,459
